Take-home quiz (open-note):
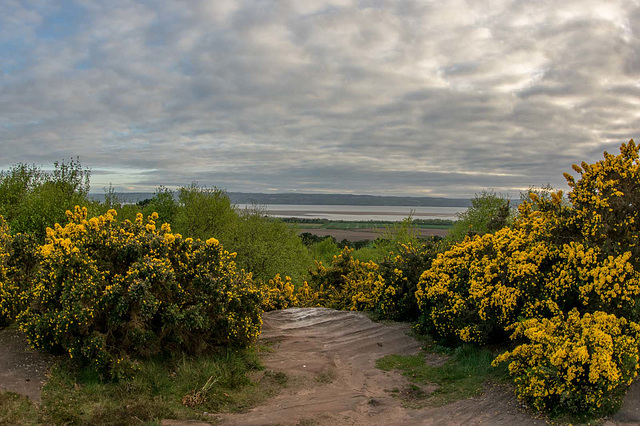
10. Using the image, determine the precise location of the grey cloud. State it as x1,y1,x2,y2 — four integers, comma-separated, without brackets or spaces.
1,0,638,198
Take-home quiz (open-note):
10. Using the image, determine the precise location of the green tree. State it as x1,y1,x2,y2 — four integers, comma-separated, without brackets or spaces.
447,190,513,243
0,158,91,239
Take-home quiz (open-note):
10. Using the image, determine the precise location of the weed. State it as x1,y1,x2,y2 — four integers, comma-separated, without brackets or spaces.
376,345,508,407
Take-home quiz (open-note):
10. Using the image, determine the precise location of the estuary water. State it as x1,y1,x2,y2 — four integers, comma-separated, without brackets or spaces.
237,204,465,221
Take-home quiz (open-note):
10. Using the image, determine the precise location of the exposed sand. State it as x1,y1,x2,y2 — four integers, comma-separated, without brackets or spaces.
216,308,543,426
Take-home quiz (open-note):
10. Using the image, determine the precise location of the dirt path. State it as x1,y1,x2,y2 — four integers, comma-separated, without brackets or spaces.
216,308,544,426
2,308,639,425
0,328,55,403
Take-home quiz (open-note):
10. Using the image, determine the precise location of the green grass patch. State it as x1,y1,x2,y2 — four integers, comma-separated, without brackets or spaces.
376,345,509,407
296,223,324,229
8,347,285,426
0,392,40,425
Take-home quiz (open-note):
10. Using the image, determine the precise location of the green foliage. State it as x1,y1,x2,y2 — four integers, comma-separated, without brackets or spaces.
0,159,91,240
229,206,312,283
150,184,311,283
142,185,179,226
18,207,262,379
373,241,439,321
172,183,237,242
307,237,341,265
306,247,379,310
377,345,507,406
447,190,513,243
0,225,39,326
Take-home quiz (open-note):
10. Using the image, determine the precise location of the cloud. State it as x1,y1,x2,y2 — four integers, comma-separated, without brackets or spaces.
1,0,639,198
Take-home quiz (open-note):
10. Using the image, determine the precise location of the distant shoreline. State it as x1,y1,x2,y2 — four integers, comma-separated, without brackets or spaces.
89,191,472,208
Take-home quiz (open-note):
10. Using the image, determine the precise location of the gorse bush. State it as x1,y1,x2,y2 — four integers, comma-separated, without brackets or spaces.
0,217,12,325
372,241,439,321
18,207,262,379
415,226,557,345
306,247,379,311
411,140,640,416
564,139,640,267
493,309,640,416
0,218,39,326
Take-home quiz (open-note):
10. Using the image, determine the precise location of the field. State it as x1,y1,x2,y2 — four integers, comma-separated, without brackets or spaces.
289,219,453,241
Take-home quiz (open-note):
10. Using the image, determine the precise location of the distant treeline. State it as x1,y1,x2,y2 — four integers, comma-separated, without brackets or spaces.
90,191,472,207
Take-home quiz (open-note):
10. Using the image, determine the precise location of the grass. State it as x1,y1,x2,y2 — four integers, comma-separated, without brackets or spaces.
2,347,287,426
376,344,509,407
0,392,40,425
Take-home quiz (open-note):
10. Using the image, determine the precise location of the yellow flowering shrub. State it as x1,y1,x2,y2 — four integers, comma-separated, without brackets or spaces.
18,207,262,379
261,274,298,311
564,139,640,266
493,309,640,416
0,218,39,326
549,242,640,319
415,227,555,345
0,216,12,325
306,247,379,311
293,281,325,307
372,241,439,321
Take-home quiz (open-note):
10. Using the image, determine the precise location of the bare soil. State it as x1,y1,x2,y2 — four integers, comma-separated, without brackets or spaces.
216,308,543,425
0,328,55,403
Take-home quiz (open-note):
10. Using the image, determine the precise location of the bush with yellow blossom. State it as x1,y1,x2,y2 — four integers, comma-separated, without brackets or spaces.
564,139,640,267
372,241,439,321
0,216,13,325
0,217,39,326
18,207,262,379
415,226,556,345
493,309,640,416
306,246,379,311
413,140,640,416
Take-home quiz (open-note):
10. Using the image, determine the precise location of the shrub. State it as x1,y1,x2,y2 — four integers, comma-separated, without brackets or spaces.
549,242,640,321
308,237,341,265
18,207,262,379
260,274,298,311
447,190,513,243
167,184,311,283
0,159,91,240
306,247,379,311
0,229,39,326
493,309,640,416
416,227,555,345
564,139,640,268
230,207,312,283
0,217,13,325
372,241,439,321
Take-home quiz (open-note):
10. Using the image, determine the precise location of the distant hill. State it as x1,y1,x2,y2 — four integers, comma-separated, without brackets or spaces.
90,191,472,207
228,192,471,207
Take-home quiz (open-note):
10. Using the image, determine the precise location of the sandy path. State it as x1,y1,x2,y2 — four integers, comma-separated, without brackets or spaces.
0,328,54,403
216,308,543,426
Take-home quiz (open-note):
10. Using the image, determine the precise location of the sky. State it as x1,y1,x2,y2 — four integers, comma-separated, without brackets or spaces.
1,0,639,199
